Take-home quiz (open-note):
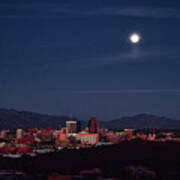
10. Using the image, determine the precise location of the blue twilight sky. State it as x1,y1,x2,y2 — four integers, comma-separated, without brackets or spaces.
0,0,180,121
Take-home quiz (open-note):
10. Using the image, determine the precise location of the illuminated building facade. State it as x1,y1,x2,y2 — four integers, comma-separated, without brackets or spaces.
79,133,99,145
66,121,77,133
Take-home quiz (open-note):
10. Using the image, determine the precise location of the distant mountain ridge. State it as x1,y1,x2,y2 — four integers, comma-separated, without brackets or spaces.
101,114,180,129
0,108,75,129
0,108,180,129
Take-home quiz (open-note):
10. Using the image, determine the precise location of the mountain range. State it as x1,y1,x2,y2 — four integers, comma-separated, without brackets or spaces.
0,108,180,129
0,108,73,129
101,114,180,129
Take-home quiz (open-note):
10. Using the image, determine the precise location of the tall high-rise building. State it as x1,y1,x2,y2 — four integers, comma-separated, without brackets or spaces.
88,117,98,133
16,129,24,139
66,121,77,133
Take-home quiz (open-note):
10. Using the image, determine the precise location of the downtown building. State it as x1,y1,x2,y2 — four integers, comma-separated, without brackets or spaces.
78,133,99,145
88,117,99,133
66,121,78,133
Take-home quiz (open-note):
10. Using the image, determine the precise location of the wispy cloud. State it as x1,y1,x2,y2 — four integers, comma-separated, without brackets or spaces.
85,50,151,65
79,7,180,19
67,46,180,68
0,3,180,19
72,89,180,94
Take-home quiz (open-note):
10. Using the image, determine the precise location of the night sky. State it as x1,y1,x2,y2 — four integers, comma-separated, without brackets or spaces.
0,0,180,121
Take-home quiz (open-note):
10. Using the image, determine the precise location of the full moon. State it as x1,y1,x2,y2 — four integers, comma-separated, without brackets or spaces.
130,33,140,44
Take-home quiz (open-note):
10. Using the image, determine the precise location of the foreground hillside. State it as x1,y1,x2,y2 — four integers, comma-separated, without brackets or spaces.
0,140,180,180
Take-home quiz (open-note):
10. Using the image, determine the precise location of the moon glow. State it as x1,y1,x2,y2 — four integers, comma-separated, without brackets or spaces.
130,33,140,44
